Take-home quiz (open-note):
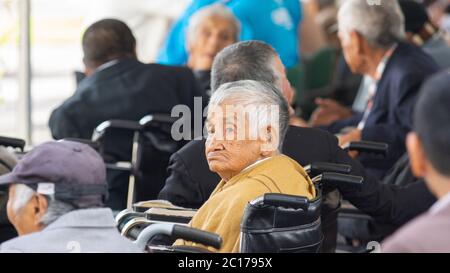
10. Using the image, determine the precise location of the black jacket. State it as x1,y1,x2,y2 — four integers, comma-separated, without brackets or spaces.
49,58,206,140
48,58,207,210
324,42,440,179
159,125,436,235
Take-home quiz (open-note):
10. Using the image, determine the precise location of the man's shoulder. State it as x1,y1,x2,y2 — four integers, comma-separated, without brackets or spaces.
382,210,450,252
0,227,142,253
286,125,334,140
284,126,338,158
388,43,439,79
0,231,45,253
144,63,194,76
174,139,207,160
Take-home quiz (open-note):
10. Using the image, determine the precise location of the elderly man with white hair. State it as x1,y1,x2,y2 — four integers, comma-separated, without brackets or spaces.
321,0,440,179
174,80,316,253
0,141,141,253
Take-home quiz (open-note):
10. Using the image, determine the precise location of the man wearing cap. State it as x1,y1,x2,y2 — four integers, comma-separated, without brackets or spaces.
0,141,141,253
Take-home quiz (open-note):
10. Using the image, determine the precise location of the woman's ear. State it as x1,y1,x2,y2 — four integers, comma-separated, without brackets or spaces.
260,125,279,154
407,132,427,178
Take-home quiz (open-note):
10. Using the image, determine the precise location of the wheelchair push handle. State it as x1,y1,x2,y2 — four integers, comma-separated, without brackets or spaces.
173,225,222,250
343,141,388,156
139,114,179,127
134,223,222,251
0,136,26,151
314,172,364,188
304,162,352,176
260,193,309,211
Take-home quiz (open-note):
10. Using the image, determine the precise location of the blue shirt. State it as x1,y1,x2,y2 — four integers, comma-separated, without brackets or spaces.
157,0,302,68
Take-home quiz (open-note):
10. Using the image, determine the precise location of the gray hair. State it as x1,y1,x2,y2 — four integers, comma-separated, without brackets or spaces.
338,0,405,48
187,3,240,46
207,80,289,151
11,184,75,226
211,40,282,91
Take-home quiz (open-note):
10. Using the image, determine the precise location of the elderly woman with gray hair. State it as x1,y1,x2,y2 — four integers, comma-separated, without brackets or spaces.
186,4,240,94
174,80,316,253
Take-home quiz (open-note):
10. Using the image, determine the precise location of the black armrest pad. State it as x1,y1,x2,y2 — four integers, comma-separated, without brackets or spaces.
345,141,388,156
0,136,25,151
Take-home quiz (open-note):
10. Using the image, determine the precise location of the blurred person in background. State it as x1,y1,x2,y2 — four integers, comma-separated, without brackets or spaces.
157,0,303,68
316,0,440,179
401,0,450,68
49,18,204,141
185,4,240,94
309,0,450,130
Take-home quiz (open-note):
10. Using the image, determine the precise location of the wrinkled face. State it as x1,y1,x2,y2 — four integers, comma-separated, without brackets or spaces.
273,56,294,105
205,103,271,181
188,16,237,70
7,184,47,236
338,30,365,74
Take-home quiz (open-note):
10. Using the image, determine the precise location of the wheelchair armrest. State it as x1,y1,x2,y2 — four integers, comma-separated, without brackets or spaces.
252,193,309,211
304,162,352,177
313,172,363,188
115,208,147,232
172,225,222,249
134,223,222,251
0,136,25,151
92,120,142,141
343,141,388,156
139,114,179,127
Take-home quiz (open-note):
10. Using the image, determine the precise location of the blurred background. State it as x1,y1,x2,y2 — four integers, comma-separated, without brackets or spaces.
0,0,190,144
1,0,449,145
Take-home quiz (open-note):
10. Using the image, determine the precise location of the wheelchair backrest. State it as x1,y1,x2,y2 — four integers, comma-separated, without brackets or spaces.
134,114,187,202
240,192,323,253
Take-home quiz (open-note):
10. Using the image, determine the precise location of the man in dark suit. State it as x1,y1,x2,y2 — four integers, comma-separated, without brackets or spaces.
48,19,206,209
324,0,440,179
49,19,205,140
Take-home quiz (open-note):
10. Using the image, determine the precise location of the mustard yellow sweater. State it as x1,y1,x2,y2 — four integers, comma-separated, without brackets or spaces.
175,154,316,253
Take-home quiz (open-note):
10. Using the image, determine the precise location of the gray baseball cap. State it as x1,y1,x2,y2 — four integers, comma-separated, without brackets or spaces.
0,140,107,208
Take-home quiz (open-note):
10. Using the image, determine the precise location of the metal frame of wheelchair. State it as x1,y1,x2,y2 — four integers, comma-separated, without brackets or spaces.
65,113,182,209
115,162,364,253
0,136,26,243
1,133,386,252
337,140,389,252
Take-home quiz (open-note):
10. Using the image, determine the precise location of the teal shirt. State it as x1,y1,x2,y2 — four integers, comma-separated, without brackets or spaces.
157,0,302,68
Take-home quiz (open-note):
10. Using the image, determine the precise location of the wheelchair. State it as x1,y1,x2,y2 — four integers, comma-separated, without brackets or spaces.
65,113,186,210
115,162,363,253
134,222,222,253
0,136,25,243
337,140,391,252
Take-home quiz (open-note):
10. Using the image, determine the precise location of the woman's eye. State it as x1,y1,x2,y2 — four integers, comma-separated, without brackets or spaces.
220,33,231,41
201,30,211,38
